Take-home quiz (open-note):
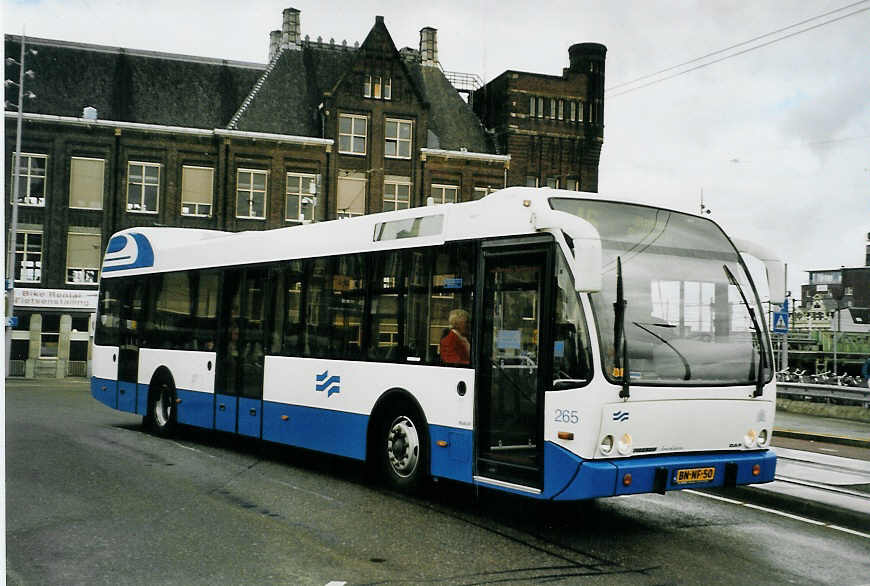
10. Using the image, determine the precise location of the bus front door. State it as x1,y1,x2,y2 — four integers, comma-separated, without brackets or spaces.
476,243,552,490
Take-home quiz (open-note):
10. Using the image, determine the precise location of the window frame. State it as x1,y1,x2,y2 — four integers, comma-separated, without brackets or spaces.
383,178,412,212
286,171,318,222
180,165,215,218
338,113,368,156
10,152,48,207
65,231,101,285
385,118,413,160
14,230,43,283
126,161,161,214
69,156,105,210
431,184,459,205
336,173,367,218
236,168,269,220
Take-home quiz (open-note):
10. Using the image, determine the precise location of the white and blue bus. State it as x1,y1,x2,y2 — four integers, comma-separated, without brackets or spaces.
91,187,782,499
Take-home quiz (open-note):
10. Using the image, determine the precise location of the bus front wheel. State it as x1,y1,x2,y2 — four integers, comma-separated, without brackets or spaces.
147,380,177,437
382,410,426,491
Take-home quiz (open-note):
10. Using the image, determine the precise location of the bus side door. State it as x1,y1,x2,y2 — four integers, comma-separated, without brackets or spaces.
215,268,267,438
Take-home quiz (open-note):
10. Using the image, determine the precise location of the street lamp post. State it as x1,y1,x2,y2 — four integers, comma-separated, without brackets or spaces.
831,284,844,377
5,32,36,376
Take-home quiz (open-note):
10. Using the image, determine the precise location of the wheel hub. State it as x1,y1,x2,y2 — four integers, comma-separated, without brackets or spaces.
387,416,419,478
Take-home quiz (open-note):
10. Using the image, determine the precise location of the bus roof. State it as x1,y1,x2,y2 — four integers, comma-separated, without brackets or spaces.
99,187,691,277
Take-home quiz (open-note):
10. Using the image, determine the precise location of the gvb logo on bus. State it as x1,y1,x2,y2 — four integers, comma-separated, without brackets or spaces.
612,410,630,422
315,371,341,397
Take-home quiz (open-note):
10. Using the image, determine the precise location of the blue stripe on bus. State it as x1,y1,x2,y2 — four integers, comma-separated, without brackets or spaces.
136,384,149,416
176,389,215,429
118,381,138,413
262,401,368,461
91,377,117,409
429,425,473,484
237,397,262,438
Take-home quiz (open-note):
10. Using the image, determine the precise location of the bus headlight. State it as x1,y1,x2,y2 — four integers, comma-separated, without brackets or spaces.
600,435,614,455
743,429,757,448
617,433,633,456
757,429,769,446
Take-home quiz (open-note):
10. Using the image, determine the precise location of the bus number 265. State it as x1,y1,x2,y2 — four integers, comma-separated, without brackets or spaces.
554,409,579,424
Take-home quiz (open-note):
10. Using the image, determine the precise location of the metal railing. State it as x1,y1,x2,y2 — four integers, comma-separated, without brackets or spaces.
8,360,25,377
777,382,870,407
66,361,88,378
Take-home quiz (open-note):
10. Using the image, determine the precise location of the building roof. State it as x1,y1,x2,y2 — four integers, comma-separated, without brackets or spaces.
5,27,491,152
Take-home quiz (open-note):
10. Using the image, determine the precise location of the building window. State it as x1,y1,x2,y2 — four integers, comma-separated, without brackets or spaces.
69,157,104,209
525,176,538,187
385,119,412,159
550,98,557,120
569,102,576,122
286,172,317,222
546,177,559,189
558,99,564,120
537,97,544,118
66,232,101,284
473,186,496,200
567,176,580,191
339,114,367,155
431,184,458,204
337,172,366,218
383,177,411,211
14,231,42,283
236,169,268,219
126,162,160,213
181,166,214,217
10,153,47,207
364,75,391,100
529,97,535,117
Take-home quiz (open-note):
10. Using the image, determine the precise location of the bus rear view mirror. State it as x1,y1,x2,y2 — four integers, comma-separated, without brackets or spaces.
732,238,786,305
533,209,602,293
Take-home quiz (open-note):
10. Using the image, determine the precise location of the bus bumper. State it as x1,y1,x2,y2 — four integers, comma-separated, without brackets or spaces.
547,443,776,501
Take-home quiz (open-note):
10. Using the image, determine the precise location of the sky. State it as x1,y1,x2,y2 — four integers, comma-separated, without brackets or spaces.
3,0,869,300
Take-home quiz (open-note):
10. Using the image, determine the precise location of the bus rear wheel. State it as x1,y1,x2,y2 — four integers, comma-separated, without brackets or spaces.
382,410,426,491
147,381,177,437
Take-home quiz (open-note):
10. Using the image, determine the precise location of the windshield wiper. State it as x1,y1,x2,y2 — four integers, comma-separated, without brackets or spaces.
723,264,768,397
633,322,691,380
613,257,630,399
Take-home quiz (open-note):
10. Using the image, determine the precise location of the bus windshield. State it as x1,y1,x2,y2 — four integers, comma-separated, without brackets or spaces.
551,198,769,386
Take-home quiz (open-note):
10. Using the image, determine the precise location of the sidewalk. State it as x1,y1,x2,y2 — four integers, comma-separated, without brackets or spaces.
775,410,870,449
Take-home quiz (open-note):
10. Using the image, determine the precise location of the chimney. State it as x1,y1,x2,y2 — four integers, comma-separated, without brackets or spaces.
282,8,301,49
82,106,97,121
269,30,282,60
420,27,438,66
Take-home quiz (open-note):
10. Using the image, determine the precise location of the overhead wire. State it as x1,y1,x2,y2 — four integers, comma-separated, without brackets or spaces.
606,2,870,98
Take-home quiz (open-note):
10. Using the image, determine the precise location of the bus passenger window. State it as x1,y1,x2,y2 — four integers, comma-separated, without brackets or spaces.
552,252,592,386
368,251,404,361
403,250,429,362
430,243,475,366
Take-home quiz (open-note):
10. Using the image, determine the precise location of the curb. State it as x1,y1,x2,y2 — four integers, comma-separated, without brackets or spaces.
773,428,870,450
708,483,870,534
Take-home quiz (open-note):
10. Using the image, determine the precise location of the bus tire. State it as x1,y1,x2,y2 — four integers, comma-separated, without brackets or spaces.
381,407,427,492
147,378,177,437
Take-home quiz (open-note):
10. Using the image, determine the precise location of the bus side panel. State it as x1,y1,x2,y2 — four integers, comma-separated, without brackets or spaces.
117,381,137,413
215,395,237,433
237,397,262,438
136,384,149,415
176,389,216,429
91,377,118,410
262,402,368,460
138,349,216,429
429,425,473,484
91,345,119,410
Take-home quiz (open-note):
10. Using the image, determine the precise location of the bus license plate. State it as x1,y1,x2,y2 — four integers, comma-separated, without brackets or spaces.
675,467,715,484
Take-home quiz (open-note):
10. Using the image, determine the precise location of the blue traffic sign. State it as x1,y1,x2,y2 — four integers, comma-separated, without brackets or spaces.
772,310,789,334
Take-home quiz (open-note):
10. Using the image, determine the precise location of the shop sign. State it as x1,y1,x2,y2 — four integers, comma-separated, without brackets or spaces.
13,288,98,310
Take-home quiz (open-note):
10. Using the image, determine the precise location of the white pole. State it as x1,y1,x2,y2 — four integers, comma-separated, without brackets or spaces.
5,32,27,376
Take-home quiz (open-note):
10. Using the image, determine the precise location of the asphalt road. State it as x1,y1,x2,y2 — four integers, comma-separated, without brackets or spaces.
6,380,870,585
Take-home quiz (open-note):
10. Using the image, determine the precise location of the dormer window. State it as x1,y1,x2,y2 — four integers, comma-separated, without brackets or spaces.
364,75,392,100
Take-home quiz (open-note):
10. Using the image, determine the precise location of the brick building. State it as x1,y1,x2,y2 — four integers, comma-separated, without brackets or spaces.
5,7,606,377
